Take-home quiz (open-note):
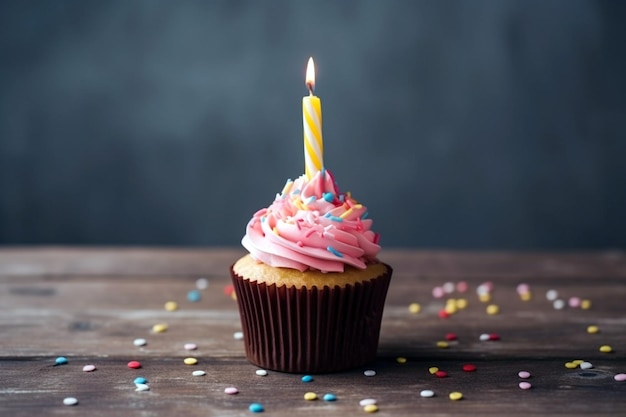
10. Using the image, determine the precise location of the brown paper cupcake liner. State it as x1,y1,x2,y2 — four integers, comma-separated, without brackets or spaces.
230,264,392,373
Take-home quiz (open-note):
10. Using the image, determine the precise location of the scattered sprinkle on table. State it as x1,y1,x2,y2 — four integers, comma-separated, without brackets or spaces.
224,387,239,395
55,356,68,365
63,397,78,406
233,331,244,340
449,391,463,401
164,301,178,311
519,382,532,390
152,323,168,333
489,333,500,341
438,310,450,319
565,362,578,369
196,278,209,290
518,371,531,379
192,370,206,376
599,345,613,353
580,361,593,370
568,297,581,308
486,304,499,315
479,333,490,342
184,357,198,365
396,357,407,364
187,290,202,302
127,361,141,369
304,392,317,401
478,293,491,303
364,370,376,377
455,298,468,309
255,369,268,376
133,338,147,347
249,403,264,413
443,282,455,293
134,377,147,384
408,303,421,314
436,341,449,349
429,367,439,374
456,281,468,292
432,286,444,298
614,373,626,382
581,299,592,310
184,343,197,351
435,370,448,378
546,289,558,301
359,399,377,407
553,299,565,310
135,383,150,392
587,325,599,334
462,364,476,372
445,333,458,341
420,390,435,398
323,393,337,401
301,375,314,382
363,404,379,413
82,364,96,372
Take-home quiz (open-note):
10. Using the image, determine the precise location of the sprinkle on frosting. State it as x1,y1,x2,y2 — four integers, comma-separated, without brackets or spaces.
241,169,380,273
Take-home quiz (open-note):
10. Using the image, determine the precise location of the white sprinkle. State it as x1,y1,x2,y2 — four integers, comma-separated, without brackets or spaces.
477,284,490,296
82,364,96,372
255,369,268,376
233,331,244,340
546,289,559,301
133,338,147,347
442,282,455,294
420,389,435,398
184,343,197,351
479,333,490,341
580,362,593,370
364,370,376,377
192,370,206,376
359,398,377,406
196,278,209,290
63,397,78,406
135,383,150,391
553,299,565,310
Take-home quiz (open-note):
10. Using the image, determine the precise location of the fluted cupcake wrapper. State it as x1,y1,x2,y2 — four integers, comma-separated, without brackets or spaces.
230,265,392,374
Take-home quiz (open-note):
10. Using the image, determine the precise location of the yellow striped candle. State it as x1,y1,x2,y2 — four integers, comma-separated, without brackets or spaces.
303,57,323,179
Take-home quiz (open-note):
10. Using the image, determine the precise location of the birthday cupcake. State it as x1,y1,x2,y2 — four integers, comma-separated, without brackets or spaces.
230,58,391,373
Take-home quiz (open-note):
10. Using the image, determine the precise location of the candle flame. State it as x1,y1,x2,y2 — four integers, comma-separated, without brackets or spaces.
305,57,315,93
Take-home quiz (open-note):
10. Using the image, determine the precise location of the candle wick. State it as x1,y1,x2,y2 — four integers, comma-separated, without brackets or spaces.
306,81,314,96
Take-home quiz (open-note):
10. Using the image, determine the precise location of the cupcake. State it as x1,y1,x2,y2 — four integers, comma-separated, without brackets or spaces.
231,169,391,373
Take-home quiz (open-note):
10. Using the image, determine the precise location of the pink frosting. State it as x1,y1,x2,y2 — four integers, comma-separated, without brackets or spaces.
242,169,381,273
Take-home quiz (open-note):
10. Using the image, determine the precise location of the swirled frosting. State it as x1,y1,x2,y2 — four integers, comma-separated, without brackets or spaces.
242,169,381,273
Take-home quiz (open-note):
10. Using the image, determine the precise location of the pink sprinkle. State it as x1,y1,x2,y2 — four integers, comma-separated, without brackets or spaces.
516,283,530,294
445,333,458,341
481,281,494,292
456,281,469,293
518,371,531,379
297,241,304,247
519,382,532,390
462,364,477,372
305,228,316,238
568,297,581,308
184,343,197,351
82,365,96,372
615,373,626,382
224,387,239,395
432,287,445,298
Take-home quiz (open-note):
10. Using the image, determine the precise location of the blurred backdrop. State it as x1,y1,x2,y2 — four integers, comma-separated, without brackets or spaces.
1,0,625,249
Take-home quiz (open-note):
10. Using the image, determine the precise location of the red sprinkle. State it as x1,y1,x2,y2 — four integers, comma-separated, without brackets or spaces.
445,333,458,341
127,361,142,369
462,364,477,372
488,333,500,341
223,285,235,296
435,370,448,378
438,310,450,319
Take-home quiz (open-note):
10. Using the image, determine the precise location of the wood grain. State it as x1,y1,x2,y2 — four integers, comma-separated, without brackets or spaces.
1,248,625,416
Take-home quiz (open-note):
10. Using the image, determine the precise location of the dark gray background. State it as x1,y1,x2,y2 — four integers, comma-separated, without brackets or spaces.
1,0,625,249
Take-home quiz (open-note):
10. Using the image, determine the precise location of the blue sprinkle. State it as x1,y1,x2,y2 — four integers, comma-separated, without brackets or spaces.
323,192,334,202
361,211,369,220
339,194,345,202
327,246,343,258
55,357,68,365
249,403,264,413
292,189,301,195
323,393,337,401
301,375,314,383
307,196,316,204
134,377,148,384
187,290,202,302
329,215,343,222
260,216,266,223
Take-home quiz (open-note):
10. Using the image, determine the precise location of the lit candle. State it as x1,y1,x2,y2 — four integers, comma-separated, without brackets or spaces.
303,57,323,179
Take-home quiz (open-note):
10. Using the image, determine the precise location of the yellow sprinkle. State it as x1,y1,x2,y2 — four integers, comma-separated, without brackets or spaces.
520,292,532,301
455,298,468,309
396,357,407,364
184,357,198,365
354,204,363,209
479,293,491,303
486,304,500,315
304,392,317,401
231,292,237,301
408,303,421,314
272,227,279,236
363,404,378,413
587,325,599,334
449,391,464,401
599,345,613,353
281,180,293,195
565,362,578,369
581,299,592,310
572,360,584,365
444,303,458,314
429,367,439,374
340,208,353,219
152,323,168,333
436,341,449,349
164,301,178,312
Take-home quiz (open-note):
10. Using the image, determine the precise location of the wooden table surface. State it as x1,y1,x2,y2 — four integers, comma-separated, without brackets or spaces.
1,248,625,416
